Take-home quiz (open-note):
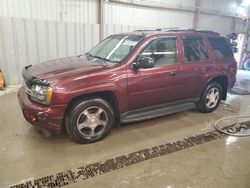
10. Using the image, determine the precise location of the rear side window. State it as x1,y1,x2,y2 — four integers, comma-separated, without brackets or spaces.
182,37,208,62
208,37,233,59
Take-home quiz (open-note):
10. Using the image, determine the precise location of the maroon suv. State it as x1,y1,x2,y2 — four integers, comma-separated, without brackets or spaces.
18,29,237,143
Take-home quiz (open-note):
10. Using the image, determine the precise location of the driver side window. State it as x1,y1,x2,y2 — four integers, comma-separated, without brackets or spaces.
140,37,177,68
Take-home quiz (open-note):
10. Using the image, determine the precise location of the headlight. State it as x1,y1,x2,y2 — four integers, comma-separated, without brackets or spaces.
30,85,53,105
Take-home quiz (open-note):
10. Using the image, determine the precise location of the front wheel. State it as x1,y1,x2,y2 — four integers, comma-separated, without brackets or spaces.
65,97,115,144
196,82,222,113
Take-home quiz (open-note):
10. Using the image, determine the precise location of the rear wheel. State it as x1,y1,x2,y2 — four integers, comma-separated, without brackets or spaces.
196,82,222,113
65,97,115,143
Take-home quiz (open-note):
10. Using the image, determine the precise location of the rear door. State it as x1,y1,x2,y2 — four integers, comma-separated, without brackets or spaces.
207,37,237,89
180,35,216,99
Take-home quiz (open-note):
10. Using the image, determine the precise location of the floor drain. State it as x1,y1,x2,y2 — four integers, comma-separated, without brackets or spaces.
214,116,250,137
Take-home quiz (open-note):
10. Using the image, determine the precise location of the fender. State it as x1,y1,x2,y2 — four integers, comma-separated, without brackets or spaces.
52,80,128,113
206,75,227,86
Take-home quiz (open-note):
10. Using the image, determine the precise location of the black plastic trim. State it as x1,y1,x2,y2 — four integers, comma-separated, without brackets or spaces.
121,98,199,123
22,68,50,86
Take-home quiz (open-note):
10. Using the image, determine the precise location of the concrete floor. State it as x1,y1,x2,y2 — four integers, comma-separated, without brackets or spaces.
1,72,250,188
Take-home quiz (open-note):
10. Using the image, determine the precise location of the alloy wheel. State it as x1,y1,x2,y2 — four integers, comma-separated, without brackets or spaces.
205,87,220,109
76,106,108,137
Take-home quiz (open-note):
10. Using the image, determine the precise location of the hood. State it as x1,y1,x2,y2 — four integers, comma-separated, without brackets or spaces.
27,56,106,81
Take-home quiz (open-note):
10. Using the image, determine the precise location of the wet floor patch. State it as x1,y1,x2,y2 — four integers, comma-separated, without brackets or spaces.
8,120,250,188
217,102,237,114
229,86,250,95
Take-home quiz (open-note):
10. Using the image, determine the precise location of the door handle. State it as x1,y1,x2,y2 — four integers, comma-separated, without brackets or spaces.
169,71,177,76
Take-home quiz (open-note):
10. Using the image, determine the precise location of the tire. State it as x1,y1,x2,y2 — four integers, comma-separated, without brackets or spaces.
65,97,115,144
196,82,222,113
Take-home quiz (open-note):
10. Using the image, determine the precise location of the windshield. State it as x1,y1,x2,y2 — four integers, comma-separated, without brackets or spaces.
88,34,144,63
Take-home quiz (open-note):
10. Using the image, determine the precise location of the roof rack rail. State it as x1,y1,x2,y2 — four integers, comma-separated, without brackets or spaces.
133,28,220,35
195,29,220,35
134,29,162,32
166,28,196,32
167,29,219,34
134,27,180,32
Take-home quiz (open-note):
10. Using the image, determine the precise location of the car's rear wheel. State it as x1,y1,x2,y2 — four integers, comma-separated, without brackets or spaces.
196,82,222,113
65,97,115,144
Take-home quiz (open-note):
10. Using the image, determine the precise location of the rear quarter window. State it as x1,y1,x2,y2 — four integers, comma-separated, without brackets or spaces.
208,37,233,59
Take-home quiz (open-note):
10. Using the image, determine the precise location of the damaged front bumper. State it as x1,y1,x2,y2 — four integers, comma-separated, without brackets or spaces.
17,86,67,134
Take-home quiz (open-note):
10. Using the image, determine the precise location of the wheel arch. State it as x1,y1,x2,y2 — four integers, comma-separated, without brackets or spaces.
207,76,228,100
63,91,120,133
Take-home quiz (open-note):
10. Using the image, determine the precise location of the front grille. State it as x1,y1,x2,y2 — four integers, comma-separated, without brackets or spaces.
25,81,32,88
24,85,33,96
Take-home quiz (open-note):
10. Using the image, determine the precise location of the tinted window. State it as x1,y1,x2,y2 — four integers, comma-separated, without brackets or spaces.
183,37,208,62
208,37,233,59
140,37,177,68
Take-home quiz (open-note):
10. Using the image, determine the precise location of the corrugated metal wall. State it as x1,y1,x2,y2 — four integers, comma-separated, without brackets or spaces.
199,0,239,15
0,0,100,84
235,18,245,33
105,2,194,29
0,17,99,84
105,0,246,36
0,0,98,23
0,0,248,84
105,24,149,37
197,14,232,36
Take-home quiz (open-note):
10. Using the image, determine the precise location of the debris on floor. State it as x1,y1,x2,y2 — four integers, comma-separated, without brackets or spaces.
0,69,5,90
0,85,21,96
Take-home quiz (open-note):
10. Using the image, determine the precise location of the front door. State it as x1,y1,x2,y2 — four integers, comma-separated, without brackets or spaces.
127,36,183,110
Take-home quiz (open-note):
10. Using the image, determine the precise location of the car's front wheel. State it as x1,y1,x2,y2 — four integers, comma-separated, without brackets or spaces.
196,82,222,113
65,97,115,143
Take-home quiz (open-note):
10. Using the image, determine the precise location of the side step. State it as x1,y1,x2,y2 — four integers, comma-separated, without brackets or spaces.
121,101,195,124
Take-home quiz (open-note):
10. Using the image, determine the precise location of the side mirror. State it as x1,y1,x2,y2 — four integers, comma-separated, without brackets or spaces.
132,57,155,70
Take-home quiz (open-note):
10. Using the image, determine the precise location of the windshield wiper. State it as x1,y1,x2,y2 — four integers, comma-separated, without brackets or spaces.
85,53,116,65
85,52,93,58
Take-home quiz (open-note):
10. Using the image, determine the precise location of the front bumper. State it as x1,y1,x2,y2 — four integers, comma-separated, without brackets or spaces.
17,86,67,134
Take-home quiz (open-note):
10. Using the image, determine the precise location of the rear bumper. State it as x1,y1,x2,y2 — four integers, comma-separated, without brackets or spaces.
17,86,67,134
